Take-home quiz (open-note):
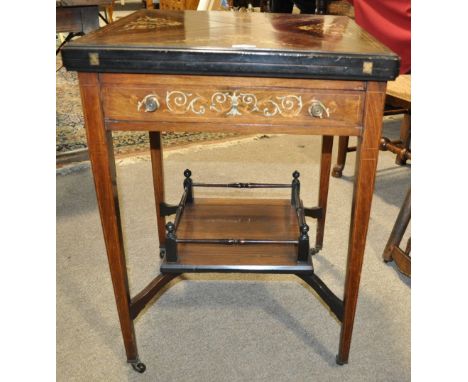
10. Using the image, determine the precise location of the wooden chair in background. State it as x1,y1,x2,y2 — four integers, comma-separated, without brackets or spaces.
332,75,411,178
146,0,200,10
147,0,265,11
383,188,411,277
105,1,116,23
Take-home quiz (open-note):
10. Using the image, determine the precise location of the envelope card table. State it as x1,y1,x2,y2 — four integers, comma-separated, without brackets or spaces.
62,10,399,372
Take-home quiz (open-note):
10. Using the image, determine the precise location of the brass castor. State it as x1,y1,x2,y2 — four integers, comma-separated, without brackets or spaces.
131,361,146,373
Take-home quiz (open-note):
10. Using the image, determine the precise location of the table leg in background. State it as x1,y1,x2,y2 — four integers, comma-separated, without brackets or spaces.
332,136,349,178
315,135,333,250
150,131,167,256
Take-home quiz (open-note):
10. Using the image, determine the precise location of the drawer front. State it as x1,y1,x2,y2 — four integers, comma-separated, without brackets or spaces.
102,85,364,128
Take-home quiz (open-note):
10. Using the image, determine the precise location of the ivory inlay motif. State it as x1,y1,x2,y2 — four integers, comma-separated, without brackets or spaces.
139,90,335,118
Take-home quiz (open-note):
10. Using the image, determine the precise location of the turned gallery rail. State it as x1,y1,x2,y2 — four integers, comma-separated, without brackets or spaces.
164,170,316,264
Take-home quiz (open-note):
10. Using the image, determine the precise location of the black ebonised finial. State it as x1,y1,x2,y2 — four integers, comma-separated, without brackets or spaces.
291,170,301,205
166,222,175,233
301,224,309,235
165,222,178,262
183,169,194,203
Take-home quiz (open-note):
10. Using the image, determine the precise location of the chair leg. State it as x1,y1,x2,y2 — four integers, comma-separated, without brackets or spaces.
389,239,411,277
332,136,349,178
106,1,114,23
395,112,411,165
383,188,411,263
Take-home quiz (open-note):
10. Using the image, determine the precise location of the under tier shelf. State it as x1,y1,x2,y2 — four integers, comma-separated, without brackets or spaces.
160,198,313,274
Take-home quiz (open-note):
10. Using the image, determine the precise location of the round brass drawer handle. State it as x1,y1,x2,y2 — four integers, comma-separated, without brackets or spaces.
138,94,160,112
308,100,330,119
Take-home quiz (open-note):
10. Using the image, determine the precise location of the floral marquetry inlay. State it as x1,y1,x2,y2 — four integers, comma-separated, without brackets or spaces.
162,91,315,118
166,91,206,115
122,16,183,31
137,90,337,119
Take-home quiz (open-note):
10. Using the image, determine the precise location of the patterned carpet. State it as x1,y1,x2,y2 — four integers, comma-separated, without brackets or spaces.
56,55,243,156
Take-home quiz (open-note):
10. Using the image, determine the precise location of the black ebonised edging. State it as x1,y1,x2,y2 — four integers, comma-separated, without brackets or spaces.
61,47,399,81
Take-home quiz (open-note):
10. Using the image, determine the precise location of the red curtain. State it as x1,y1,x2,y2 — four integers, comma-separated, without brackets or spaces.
348,0,411,73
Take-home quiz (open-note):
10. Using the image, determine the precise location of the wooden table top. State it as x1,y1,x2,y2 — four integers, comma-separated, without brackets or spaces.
62,10,400,80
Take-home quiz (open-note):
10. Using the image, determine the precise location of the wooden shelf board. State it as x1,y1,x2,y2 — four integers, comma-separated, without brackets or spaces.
161,198,313,272
177,198,299,240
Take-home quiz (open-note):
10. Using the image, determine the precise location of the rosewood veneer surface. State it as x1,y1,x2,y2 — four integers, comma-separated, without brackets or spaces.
61,9,399,370
62,10,399,80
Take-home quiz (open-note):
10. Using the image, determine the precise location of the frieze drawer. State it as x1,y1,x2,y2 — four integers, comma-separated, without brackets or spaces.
101,83,365,130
